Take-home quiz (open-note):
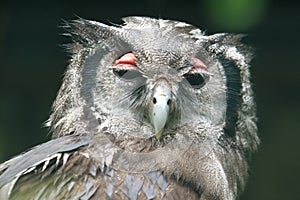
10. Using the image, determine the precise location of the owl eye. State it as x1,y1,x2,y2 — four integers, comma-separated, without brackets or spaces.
183,73,209,89
113,69,143,80
112,53,143,81
183,57,210,89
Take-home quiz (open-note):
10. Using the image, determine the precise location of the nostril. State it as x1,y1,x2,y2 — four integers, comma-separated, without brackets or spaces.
153,97,157,104
167,99,171,105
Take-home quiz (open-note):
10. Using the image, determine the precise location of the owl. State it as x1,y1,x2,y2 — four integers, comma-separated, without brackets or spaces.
0,16,259,199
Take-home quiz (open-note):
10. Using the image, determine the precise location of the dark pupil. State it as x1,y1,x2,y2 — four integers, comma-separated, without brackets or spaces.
113,69,142,80
113,70,127,77
184,73,205,89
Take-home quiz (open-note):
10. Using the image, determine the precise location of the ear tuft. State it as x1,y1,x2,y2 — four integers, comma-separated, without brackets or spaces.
61,17,113,48
204,33,253,62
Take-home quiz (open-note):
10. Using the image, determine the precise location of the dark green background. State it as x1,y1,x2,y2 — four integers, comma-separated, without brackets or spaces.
0,0,299,199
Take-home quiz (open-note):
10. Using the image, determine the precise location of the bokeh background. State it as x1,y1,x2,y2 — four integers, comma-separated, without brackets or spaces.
0,0,299,199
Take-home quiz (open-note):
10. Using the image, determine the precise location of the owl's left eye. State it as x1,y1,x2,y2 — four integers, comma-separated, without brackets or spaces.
182,57,210,89
183,72,209,89
112,53,143,81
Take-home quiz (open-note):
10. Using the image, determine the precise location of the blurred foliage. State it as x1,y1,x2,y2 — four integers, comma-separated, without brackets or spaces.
203,0,269,31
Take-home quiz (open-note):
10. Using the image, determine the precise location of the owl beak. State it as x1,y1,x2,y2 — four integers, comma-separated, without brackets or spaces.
150,82,171,140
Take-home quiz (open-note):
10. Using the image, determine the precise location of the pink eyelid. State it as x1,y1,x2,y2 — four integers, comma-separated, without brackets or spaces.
113,53,138,66
192,57,208,71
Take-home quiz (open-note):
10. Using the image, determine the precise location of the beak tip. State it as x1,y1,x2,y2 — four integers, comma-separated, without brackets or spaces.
155,129,163,140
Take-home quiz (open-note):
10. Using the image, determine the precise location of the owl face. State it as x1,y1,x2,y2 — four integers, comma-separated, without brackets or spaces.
78,18,227,140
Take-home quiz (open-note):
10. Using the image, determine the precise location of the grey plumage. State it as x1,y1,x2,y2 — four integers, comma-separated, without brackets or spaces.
0,16,259,199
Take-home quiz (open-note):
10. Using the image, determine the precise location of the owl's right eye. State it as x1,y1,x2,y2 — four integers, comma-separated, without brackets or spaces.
112,53,143,81
113,69,143,80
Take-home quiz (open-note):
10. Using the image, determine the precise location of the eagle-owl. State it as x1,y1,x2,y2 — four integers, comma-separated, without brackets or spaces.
0,16,259,200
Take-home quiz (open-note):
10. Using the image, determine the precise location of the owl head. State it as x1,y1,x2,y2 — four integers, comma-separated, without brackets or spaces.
48,17,258,153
